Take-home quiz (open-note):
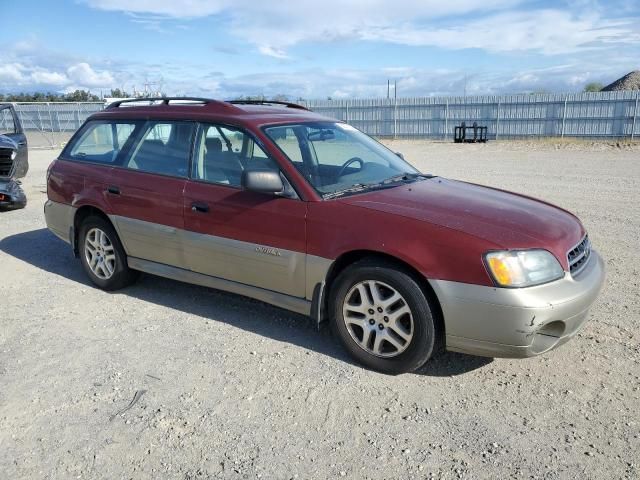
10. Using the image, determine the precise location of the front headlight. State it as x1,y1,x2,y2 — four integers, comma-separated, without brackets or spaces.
11,150,17,161
485,250,564,288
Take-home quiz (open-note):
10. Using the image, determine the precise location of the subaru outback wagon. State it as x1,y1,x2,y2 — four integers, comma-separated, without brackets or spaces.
45,98,605,374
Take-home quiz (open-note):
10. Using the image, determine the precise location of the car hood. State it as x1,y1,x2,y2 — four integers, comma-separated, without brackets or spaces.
338,177,584,262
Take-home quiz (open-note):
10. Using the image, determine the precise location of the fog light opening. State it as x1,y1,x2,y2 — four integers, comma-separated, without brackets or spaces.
531,321,566,354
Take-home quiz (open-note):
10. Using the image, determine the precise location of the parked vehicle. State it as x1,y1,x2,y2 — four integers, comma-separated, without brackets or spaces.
0,104,28,209
45,98,605,374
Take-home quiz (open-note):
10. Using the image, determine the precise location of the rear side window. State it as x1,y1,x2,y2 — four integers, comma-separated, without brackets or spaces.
0,108,16,135
124,121,195,177
68,121,137,164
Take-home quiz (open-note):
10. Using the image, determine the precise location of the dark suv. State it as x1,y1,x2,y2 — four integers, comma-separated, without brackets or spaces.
0,103,28,209
45,98,604,374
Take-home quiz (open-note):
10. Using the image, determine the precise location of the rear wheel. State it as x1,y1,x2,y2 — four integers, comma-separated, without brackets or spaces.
79,216,139,290
330,260,436,374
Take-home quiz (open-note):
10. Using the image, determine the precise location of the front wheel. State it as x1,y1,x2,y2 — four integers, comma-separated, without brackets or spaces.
78,216,139,290
330,261,437,374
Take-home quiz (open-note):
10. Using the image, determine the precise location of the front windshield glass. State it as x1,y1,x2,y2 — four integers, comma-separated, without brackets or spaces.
263,122,421,197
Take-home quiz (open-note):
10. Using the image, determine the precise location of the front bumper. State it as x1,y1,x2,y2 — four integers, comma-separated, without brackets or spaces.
0,180,27,209
430,250,605,358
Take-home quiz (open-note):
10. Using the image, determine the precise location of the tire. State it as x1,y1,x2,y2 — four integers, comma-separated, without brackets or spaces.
330,260,436,374
78,215,139,291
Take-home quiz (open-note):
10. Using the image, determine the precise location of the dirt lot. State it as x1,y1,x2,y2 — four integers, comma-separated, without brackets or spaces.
1,140,639,479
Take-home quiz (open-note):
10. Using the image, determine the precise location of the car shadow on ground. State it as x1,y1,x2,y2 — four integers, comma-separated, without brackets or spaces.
0,228,492,377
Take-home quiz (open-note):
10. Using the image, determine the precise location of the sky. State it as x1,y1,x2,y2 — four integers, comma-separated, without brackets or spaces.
0,0,639,99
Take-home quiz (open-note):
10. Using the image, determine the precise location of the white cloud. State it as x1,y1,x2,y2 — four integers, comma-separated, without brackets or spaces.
84,0,229,18
0,63,25,83
67,63,115,87
83,0,517,20
30,70,68,86
364,10,639,55
258,46,289,60
82,0,640,58
0,42,118,92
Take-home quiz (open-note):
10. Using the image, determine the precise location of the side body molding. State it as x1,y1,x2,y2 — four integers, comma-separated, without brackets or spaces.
46,200,336,319
128,256,314,316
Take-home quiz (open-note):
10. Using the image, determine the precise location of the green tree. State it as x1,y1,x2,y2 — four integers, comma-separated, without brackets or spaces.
109,88,131,98
64,90,101,101
584,82,603,92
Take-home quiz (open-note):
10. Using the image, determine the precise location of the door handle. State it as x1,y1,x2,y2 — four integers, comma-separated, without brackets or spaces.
106,186,120,195
191,201,209,213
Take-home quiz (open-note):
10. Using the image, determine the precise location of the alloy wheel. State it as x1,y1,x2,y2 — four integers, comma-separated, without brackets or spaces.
342,280,414,358
84,227,116,280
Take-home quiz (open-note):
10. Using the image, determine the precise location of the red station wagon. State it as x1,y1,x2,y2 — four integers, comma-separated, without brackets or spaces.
45,98,605,374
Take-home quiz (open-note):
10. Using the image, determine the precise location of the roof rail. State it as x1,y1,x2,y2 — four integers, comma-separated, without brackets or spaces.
227,100,309,111
106,97,225,109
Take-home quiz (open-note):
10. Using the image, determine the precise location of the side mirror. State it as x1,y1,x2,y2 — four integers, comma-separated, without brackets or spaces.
395,152,405,160
241,169,285,195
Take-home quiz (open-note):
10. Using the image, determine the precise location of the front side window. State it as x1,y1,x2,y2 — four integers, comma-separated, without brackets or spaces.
0,108,16,135
192,123,279,187
124,121,195,177
264,122,420,197
68,121,137,164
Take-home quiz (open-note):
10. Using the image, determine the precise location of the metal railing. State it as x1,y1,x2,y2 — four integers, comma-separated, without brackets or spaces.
11,102,105,147
7,92,640,146
303,91,640,139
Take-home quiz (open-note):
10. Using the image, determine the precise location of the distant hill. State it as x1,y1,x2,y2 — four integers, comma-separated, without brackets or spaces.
602,71,640,91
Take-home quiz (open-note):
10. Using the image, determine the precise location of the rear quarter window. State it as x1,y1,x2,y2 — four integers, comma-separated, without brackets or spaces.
66,121,138,164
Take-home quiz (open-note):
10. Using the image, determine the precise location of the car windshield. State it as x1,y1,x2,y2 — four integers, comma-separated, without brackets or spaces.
264,122,425,197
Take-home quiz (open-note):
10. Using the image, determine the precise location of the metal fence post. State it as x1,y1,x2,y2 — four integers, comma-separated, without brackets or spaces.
496,100,501,140
47,102,54,133
444,99,449,141
393,97,398,140
632,93,638,140
561,96,568,137
345,102,349,124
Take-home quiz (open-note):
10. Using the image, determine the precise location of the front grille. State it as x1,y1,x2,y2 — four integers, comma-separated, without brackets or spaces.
0,148,13,177
567,234,591,276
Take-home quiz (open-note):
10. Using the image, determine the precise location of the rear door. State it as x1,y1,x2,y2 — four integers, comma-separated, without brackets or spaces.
107,120,196,269
183,123,307,297
0,105,28,178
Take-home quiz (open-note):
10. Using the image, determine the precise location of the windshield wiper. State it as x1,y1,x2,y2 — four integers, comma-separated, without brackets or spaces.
323,174,435,200
323,183,372,199
380,172,434,185
323,182,401,199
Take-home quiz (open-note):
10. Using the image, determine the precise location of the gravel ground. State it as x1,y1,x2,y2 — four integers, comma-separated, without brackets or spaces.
1,141,639,479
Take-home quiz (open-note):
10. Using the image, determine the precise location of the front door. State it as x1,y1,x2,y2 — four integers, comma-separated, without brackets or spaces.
183,123,307,297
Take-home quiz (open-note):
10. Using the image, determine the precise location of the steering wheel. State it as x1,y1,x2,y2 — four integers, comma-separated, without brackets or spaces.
337,157,364,178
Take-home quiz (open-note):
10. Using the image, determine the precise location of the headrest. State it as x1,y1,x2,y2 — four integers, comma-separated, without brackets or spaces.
205,137,222,153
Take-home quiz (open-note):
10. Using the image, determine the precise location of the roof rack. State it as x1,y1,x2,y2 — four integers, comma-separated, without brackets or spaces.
106,97,224,109
227,100,309,111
